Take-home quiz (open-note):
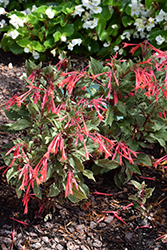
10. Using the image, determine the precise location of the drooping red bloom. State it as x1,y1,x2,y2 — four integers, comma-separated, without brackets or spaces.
65,169,78,197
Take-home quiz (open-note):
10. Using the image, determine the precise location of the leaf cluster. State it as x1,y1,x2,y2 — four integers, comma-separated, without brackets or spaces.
2,42,167,213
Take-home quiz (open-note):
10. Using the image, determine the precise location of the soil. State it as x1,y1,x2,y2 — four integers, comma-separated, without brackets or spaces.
0,49,167,250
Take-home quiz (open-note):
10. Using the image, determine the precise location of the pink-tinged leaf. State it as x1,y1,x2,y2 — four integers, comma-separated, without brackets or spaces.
11,229,15,243
57,114,68,122
136,223,151,229
113,70,119,86
123,203,134,210
97,215,106,223
139,176,156,181
10,217,29,226
156,234,167,241
102,210,126,224
93,189,113,196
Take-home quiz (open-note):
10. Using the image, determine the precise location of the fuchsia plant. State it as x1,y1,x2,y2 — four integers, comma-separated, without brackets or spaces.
2,41,167,214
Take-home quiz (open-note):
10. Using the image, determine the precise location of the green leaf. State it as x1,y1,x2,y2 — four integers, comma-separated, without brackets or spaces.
149,28,166,40
8,119,31,131
135,153,151,166
117,101,126,115
125,160,141,175
31,41,45,52
4,109,21,121
122,15,133,27
33,183,42,199
94,159,120,170
58,24,74,37
89,57,104,75
105,105,114,125
103,0,115,4
6,167,18,182
131,180,142,190
83,169,95,181
96,18,106,37
53,31,61,42
35,5,48,13
47,183,60,197
101,6,112,21
99,30,110,41
69,185,87,202
16,38,31,48
71,155,84,172
145,0,154,9
16,188,22,198
9,42,24,54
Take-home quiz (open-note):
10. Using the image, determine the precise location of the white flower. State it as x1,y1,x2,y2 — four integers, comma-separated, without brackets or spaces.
9,14,25,29
0,19,6,28
0,0,9,8
83,18,98,29
129,2,140,17
83,20,91,29
119,48,123,55
32,51,40,60
133,31,139,39
89,6,102,14
112,24,118,29
92,0,101,6
8,30,19,39
156,35,165,45
61,35,66,42
32,5,37,12
82,12,91,21
24,47,29,53
139,31,146,39
146,17,155,31
82,0,91,9
73,5,85,16
164,22,167,31
103,42,110,47
0,7,5,15
50,48,56,57
45,8,55,19
67,42,74,51
108,6,114,15
121,31,130,40
21,8,31,15
134,18,146,32
113,45,119,52
71,38,82,46
155,9,167,22
90,18,98,28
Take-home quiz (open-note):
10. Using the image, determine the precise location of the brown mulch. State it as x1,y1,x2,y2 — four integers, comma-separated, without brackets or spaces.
0,49,167,250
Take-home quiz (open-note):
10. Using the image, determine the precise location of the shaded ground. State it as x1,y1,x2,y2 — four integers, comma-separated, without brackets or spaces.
0,49,167,250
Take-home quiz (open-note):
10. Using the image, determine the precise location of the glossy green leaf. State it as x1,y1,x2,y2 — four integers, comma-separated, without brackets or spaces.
135,153,151,166
89,57,104,75
53,31,61,42
83,169,95,181
31,41,45,52
145,0,154,9
94,159,120,169
47,183,60,197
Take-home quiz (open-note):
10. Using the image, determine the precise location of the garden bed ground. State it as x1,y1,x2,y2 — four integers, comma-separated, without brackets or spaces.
0,50,167,250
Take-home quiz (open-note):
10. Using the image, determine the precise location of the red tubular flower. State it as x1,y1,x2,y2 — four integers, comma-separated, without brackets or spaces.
65,170,78,198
